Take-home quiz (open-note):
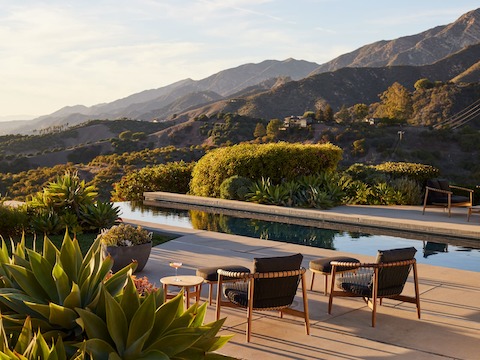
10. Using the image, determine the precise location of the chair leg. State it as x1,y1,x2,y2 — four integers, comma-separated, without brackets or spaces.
310,272,315,290
215,276,223,321
208,283,213,306
324,273,329,295
422,190,428,215
371,268,379,327
413,262,421,319
246,278,254,342
301,273,310,335
328,268,337,314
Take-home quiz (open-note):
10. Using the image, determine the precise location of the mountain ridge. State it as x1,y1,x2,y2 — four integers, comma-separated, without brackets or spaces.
4,7,480,135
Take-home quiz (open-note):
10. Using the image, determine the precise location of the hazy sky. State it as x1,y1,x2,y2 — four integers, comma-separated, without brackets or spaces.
0,1,478,120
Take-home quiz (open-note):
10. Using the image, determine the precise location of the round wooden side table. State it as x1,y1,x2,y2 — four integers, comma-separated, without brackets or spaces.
160,275,204,307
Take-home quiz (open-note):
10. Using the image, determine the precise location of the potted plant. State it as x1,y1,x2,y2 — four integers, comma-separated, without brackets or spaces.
98,223,153,273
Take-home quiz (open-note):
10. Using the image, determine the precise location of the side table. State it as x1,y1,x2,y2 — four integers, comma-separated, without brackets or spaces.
160,275,204,307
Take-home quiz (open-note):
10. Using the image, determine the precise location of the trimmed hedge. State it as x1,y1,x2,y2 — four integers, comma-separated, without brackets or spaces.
190,142,343,197
346,162,439,185
113,161,195,201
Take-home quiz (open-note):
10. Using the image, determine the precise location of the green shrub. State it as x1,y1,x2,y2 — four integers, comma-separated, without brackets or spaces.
190,142,343,197
390,177,423,205
246,172,345,209
219,175,253,200
374,161,439,184
113,161,195,201
0,203,29,237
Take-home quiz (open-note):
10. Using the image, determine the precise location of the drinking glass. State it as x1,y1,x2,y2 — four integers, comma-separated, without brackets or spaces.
169,262,183,281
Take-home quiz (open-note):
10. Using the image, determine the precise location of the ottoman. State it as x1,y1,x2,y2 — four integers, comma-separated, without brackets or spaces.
196,265,251,305
309,256,360,295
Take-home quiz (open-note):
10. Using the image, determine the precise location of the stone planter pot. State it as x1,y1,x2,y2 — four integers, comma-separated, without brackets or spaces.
102,242,152,273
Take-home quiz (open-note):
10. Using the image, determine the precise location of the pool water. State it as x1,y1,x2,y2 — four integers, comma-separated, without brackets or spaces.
116,202,480,272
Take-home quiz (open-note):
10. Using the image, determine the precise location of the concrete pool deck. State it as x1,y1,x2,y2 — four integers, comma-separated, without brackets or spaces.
125,201,480,359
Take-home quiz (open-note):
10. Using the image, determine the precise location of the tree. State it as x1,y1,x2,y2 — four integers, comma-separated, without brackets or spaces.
334,105,350,123
414,78,434,90
253,123,267,138
266,119,283,138
324,105,334,122
315,108,325,122
352,103,369,120
374,82,413,121
303,111,315,119
119,130,133,141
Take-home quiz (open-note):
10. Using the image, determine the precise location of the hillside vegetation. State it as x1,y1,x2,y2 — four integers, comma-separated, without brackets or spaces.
1,79,480,202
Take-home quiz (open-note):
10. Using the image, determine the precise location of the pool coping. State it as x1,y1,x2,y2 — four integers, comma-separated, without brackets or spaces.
143,191,480,243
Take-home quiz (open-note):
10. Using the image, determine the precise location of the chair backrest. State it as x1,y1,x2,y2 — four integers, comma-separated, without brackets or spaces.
374,247,417,297
252,253,303,309
426,179,449,203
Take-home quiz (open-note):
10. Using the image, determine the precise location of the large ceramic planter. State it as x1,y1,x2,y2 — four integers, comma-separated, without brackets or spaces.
103,242,152,273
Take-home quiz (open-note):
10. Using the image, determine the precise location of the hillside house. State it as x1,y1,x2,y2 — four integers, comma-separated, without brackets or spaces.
284,115,311,128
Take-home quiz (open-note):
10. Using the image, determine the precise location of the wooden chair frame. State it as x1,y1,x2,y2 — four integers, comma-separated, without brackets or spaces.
328,259,421,327
215,268,310,342
423,184,473,217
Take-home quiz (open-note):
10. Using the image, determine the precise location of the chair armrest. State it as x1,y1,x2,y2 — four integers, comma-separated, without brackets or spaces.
218,268,306,280
217,269,251,280
425,186,452,195
449,185,474,193
331,259,416,269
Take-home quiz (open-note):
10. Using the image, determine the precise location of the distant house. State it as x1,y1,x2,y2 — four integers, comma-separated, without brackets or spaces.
284,115,311,128
364,118,378,125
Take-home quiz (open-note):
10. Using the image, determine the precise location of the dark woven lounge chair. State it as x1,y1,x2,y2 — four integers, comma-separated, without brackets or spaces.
215,253,310,342
328,247,421,327
422,178,473,217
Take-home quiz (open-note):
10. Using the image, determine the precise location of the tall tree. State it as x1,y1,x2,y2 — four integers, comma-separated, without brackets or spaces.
253,123,266,138
266,119,283,138
324,105,334,122
374,82,413,121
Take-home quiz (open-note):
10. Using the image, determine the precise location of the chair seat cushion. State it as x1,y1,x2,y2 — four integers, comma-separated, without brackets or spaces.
309,256,360,273
196,265,250,282
223,282,294,309
337,273,373,296
223,282,249,307
432,195,470,205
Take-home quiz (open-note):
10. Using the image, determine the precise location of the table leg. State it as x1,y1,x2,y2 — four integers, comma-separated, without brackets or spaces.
185,287,190,308
163,284,168,302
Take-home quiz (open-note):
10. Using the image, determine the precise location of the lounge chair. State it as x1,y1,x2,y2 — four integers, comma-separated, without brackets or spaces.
215,253,310,342
328,247,420,327
422,178,473,217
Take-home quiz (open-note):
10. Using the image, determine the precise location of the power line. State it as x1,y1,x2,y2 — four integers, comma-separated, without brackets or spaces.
434,97,480,129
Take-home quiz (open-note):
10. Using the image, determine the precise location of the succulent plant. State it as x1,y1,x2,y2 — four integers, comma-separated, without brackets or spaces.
0,230,234,359
0,231,135,339
0,315,86,360
76,278,234,359
97,224,152,247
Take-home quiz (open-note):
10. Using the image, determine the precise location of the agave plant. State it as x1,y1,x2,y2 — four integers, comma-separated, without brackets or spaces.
0,315,86,360
79,202,121,232
0,231,234,359
76,279,234,359
0,231,135,340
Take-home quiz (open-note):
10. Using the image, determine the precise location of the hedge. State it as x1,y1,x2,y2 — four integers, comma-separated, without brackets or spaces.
112,161,195,201
189,142,343,197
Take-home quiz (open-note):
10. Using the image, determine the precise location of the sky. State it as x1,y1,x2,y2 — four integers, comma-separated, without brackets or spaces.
0,1,479,121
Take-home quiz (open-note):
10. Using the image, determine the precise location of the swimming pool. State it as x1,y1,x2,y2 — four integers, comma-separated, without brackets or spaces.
116,202,480,272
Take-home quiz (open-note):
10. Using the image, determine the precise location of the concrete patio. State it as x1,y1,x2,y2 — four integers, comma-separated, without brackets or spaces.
126,204,480,360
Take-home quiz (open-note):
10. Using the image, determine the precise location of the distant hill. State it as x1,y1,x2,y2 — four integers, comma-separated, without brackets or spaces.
9,59,319,134
309,8,480,75
174,43,480,121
